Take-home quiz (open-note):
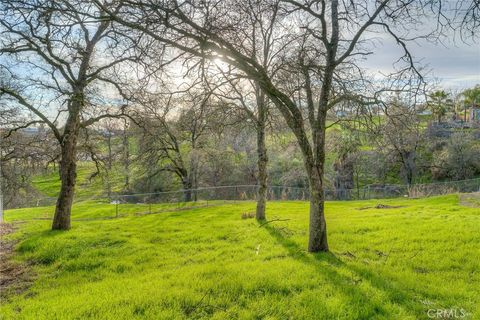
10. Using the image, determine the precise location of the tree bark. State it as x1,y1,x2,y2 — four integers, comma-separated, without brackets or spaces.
122,123,130,191
307,101,330,252
105,131,113,198
256,124,268,220
189,149,199,202
306,162,329,252
183,190,192,202
334,155,354,200
401,151,416,186
182,177,193,202
255,91,268,220
52,115,80,230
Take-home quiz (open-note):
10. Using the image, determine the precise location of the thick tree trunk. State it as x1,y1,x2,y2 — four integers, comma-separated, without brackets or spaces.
307,107,329,252
255,94,268,220
52,119,79,230
182,178,193,202
306,165,329,252
256,124,268,220
183,189,192,202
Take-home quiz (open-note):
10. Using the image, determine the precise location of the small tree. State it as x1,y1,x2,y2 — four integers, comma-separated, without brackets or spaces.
461,85,480,121
427,90,453,123
135,89,218,201
432,132,480,180
377,98,424,185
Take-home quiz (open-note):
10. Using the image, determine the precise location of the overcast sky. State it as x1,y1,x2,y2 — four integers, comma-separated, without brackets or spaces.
361,34,480,90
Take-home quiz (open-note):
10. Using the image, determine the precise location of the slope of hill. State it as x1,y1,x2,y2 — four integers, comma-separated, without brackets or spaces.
31,162,129,199
1,196,479,319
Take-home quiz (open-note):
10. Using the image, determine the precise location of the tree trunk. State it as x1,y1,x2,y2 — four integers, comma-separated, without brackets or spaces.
255,92,268,220
334,155,354,200
183,190,192,202
256,125,268,220
189,150,198,202
306,165,329,252
402,151,416,186
105,132,113,198
52,118,79,230
182,178,193,202
307,106,329,252
122,123,130,191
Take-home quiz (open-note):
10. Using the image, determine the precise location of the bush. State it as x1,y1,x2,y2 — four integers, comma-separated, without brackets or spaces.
432,132,480,180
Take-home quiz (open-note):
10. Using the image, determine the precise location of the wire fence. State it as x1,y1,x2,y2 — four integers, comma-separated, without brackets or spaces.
112,178,480,215
5,178,480,216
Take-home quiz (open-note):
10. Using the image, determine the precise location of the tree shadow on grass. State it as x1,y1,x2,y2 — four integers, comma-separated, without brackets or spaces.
261,222,422,319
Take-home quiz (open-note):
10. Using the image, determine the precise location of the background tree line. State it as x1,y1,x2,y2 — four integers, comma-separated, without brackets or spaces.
2,86,479,203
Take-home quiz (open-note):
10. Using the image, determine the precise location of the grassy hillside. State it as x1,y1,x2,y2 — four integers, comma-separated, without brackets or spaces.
1,196,479,319
32,162,128,198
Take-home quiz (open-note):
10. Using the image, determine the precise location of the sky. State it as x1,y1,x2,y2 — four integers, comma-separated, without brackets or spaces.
361,32,480,91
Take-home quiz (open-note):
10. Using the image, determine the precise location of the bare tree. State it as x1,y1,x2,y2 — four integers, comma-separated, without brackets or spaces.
214,77,271,219
217,0,287,220
0,0,141,230
0,100,59,209
135,88,218,201
461,0,480,33
328,128,360,199
96,0,436,252
426,0,480,39
375,97,424,186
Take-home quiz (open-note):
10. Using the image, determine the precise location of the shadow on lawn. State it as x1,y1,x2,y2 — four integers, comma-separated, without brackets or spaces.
261,222,421,319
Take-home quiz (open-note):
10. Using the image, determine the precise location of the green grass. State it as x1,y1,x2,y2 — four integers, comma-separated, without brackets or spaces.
32,162,128,198
1,196,479,319
3,200,224,222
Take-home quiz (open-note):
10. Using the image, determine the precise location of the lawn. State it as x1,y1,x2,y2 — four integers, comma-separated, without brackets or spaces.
1,195,479,319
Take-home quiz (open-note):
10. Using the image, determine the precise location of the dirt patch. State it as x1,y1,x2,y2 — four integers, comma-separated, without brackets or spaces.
0,223,34,301
0,222,16,237
459,192,480,208
357,204,406,210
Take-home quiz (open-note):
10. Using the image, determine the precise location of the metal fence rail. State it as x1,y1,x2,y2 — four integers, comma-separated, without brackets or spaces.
111,178,480,216
114,178,480,203
5,178,480,212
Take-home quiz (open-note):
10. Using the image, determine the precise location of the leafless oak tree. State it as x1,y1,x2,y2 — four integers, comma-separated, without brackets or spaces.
0,0,143,230
94,0,440,252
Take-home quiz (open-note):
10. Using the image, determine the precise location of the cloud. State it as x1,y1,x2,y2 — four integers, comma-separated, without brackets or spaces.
359,32,480,89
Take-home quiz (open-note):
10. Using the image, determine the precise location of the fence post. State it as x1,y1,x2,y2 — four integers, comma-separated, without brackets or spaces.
115,198,119,218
